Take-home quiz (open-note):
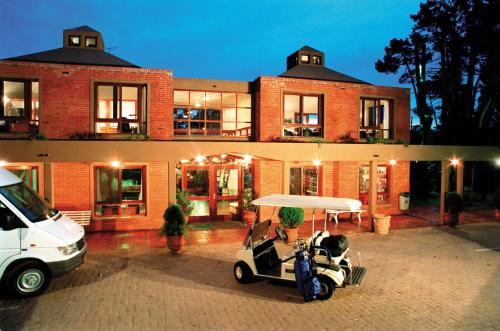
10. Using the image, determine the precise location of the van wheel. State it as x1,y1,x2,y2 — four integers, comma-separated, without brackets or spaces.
317,275,335,300
234,261,253,284
7,261,51,298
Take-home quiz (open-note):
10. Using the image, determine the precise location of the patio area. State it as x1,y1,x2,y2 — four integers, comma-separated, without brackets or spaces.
85,206,498,251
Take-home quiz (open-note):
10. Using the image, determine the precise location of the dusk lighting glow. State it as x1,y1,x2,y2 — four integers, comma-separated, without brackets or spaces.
313,159,321,166
450,158,460,166
389,159,397,166
111,161,120,167
0,160,7,167
495,159,500,166
195,155,205,163
243,154,252,163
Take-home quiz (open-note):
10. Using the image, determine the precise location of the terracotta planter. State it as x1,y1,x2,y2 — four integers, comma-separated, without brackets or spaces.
285,227,299,243
495,209,500,220
242,210,256,227
445,212,459,227
167,235,186,253
373,214,391,235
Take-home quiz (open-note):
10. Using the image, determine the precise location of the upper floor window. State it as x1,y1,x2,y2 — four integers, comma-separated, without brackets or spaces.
359,98,393,140
359,165,390,204
68,35,80,46
94,166,146,217
0,79,39,134
95,83,147,134
290,166,321,196
174,90,252,137
85,37,97,47
300,55,310,64
283,93,322,137
312,55,322,65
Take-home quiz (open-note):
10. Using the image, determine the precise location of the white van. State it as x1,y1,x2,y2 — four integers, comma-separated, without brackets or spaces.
0,168,86,298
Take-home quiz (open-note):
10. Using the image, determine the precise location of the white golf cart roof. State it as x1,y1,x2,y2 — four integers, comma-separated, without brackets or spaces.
0,167,22,187
252,194,362,211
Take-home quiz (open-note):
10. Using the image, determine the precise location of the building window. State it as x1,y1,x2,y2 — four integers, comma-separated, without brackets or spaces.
173,90,252,137
0,79,40,134
312,55,321,65
359,98,393,140
85,37,97,47
300,54,310,63
68,35,80,46
95,83,147,134
283,93,322,137
94,166,146,217
5,166,39,192
290,166,320,196
359,165,390,204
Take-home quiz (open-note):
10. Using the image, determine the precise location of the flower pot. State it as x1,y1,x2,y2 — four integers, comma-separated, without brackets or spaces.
373,214,391,235
167,235,186,253
242,210,256,227
445,212,459,227
495,209,500,220
285,227,299,243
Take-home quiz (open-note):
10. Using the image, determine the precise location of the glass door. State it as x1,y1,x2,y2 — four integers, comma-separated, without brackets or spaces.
212,165,241,221
182,166,210,221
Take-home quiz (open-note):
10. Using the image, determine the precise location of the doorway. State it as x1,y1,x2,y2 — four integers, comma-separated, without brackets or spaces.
181,164,242,222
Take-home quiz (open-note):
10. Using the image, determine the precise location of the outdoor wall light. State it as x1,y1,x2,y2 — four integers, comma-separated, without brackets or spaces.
195,155,205,163
2,96,9,104
179,159,189,164
220,154,227,159
111,161,121,167
313,159,321,166
495,158,500,167
389,159,397,166
450,158,460,166
211,157,219,163
0,160,7,167
243,154,252,163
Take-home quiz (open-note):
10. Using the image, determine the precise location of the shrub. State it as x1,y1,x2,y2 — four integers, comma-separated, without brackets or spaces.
445,192,464,214
176,190,193,216
160,204,186,237
242,188,256,212
278,207,304,228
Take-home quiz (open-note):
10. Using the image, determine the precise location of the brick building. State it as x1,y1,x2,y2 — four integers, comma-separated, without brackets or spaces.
0,26,413,231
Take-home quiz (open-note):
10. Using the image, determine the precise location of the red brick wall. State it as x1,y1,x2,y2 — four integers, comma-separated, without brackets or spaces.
254,160,282,221
0,61,172,140
255,76,410,142
53,162,91,210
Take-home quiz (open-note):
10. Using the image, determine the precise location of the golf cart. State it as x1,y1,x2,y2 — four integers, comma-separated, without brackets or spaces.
233,194,366,301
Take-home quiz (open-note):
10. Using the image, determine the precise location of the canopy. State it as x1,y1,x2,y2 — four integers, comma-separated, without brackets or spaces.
252,194,362,211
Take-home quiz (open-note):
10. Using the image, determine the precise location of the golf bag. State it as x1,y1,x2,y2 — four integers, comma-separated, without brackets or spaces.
294,250,320,302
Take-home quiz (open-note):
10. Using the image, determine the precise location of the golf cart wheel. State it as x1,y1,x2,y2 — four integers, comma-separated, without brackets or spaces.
317,275,335,300
234,261,253,284
7,261,51,298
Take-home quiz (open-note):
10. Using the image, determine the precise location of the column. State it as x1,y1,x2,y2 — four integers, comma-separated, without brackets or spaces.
439,160,449,224
168,160,177,206
368,160,378,231
456,162,464,196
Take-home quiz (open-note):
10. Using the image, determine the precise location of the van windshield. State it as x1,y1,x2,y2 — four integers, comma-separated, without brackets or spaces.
0,182,58,223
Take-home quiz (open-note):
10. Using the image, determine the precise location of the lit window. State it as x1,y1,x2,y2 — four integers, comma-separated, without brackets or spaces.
283,93,322,137
95,166,146,217
0,79,40,133
359,98,393,140
312,55,321,65
300,55,310,63
173,90,252,137
359,165,390,204
85,37,97,47
290,166,320,196
5,166,39,192
95,83,147,134
68,35,80,46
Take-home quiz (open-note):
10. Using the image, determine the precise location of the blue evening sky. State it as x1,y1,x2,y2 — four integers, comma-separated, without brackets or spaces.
0,0,420,112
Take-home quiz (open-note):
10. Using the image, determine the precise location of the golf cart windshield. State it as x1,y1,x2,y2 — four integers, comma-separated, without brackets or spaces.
243,219,271,249
0,182,58,223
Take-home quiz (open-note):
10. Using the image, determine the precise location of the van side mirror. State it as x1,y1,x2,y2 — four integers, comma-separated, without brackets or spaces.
1,214,26,231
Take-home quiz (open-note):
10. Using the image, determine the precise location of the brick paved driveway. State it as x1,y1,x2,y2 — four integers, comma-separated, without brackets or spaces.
1,223,499,331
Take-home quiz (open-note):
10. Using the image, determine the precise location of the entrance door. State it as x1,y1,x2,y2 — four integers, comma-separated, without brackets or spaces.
213,165,241,221
181,165,242,222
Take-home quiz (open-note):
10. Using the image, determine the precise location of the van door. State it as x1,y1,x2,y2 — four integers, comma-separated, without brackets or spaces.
0,202,21,269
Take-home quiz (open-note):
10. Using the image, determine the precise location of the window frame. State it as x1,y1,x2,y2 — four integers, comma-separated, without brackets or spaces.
359,164,391,205
282,92,323,138
359,97,394,141
4,165,40,192
289,165,322,196
0,78,39,134
85,37,97,48
68,35,81,46
94,82,147,134
173,89,252,137
93,165,147,217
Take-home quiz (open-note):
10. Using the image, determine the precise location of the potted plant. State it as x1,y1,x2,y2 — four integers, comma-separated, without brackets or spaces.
494,188,500,220
160,204,187,253
278,207,304,243
445,191,464,227
372,214,391,234
176,190,193,222
242,188,257,226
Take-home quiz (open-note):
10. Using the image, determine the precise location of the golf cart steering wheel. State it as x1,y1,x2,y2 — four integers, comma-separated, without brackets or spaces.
275,226,288,242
